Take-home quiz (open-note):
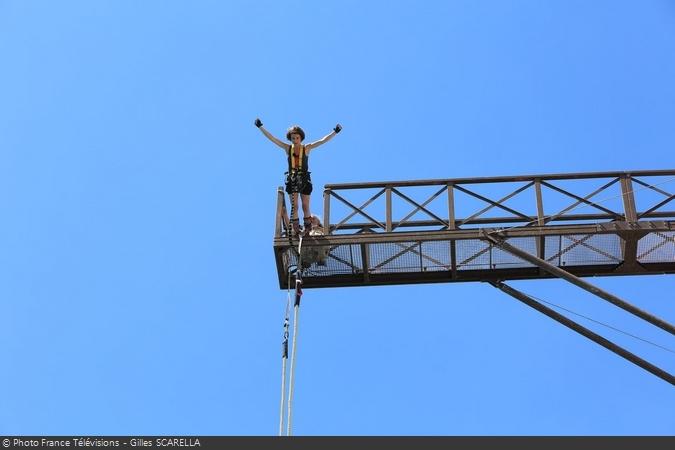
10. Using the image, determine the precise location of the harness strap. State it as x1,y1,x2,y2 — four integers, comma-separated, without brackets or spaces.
289,145,305,171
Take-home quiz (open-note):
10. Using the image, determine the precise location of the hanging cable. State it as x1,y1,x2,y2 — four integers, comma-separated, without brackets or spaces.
285,235,304,436
275,233,305,436
520,288,675,355
490,281,675,386
278,265,293,436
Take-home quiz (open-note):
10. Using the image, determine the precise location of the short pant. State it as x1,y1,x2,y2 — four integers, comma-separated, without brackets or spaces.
285,170,313,195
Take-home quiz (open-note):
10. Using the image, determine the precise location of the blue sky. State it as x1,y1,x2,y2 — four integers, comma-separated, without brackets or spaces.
1,0,675,436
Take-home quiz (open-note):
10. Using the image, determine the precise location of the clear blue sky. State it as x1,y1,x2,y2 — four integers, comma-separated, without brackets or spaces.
1,0,674,436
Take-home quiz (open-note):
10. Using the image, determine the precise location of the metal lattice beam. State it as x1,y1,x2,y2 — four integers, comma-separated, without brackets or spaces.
274,170,675,289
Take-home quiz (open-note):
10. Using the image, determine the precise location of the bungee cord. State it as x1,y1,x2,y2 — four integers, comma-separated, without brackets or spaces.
278,266,293,436
278,234,304,436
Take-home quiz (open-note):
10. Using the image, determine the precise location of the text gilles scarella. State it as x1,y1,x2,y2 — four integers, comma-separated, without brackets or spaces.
7,438,201,448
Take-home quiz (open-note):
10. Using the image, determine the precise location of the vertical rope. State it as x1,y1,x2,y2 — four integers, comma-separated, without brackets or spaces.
286,291,301,436
285,236,304,436
278,268,292,435
278,356,287,435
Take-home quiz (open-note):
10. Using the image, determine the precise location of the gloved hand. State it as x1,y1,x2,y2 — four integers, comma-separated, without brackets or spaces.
334,124,342,133
255,118,263,128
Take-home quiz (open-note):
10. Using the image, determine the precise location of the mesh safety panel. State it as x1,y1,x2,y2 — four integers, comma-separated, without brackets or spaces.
369,241,423,274
284,243,362,276
545,234,623,266
283,233,631,279
638,232,675,263
490,237,538,269
419,240,452,272
456,237,537,270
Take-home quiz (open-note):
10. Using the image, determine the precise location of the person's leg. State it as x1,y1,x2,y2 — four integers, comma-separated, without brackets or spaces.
300,174,314,235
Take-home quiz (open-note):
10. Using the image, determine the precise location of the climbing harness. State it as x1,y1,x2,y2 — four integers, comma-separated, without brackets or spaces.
285,170,311,195
285,144,312,197
279,235,304,436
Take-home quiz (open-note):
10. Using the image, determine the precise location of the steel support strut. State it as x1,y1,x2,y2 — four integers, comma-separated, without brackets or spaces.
482,231,675,336
489,281,675,386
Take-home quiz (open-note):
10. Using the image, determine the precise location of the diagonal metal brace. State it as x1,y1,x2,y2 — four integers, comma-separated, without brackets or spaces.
481,230,675,336
489,281,675,386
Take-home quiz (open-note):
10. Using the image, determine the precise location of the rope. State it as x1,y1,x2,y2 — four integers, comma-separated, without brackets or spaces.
286,284,301,435
278,267,293,436
285,235,304,436
290,191,299,235
517,286,675,354
272,235,305,436
278,184,302,435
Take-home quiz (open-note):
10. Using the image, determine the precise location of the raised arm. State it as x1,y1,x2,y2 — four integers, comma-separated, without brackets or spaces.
306,124,342,153
255,118,288,151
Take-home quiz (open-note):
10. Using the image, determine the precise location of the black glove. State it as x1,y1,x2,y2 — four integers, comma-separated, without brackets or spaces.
255,118,263,128
334,124,342,133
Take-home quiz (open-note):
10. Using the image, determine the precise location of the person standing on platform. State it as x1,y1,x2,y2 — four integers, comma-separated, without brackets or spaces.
255,118,342,236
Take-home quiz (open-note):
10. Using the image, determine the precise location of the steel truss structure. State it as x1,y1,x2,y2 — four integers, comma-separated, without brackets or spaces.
273,169,675,385
274,170,675,289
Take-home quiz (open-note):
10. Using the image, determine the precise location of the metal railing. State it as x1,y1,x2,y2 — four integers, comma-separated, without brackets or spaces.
306,170,675,236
